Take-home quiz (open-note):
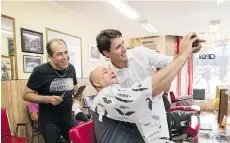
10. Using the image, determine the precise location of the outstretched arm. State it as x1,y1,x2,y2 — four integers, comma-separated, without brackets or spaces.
150,33,202,96
151,51,189,95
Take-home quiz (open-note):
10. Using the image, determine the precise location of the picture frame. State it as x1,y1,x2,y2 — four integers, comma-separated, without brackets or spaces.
21,28,44,54
1,56,13,80
23,55,43,73
7,37,14,56
88,45,100,60
139,37,160,52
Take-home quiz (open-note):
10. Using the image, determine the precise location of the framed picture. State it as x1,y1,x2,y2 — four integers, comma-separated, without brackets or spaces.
7,38,14,56
23,55,43,73
89,45,100,60
165,35,178,56
21,28,44,54
139,37,160,52
1,56,13,80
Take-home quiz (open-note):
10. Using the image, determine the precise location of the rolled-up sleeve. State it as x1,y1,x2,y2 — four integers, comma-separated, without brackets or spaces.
140,46,173,68
90,77,154,124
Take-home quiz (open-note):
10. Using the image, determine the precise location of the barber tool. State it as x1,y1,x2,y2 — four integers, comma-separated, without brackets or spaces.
61,91,66,98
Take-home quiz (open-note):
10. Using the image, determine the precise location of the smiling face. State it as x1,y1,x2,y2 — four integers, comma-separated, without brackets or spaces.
91,66,118,89
103,37,128,68
48,40,69,70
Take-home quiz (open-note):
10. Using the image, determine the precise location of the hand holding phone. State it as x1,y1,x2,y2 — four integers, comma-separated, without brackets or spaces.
191,35,199,48
191,34,206,53
73,85,86,98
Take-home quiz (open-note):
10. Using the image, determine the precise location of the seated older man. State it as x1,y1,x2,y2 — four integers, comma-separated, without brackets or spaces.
89,66,194,143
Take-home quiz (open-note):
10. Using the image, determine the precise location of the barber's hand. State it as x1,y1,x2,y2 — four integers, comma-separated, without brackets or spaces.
48,96,63,106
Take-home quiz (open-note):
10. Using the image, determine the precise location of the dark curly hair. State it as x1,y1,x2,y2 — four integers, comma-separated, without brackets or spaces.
96,29,122,56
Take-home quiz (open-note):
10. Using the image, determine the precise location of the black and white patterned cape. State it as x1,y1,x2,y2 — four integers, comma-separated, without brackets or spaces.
90,77,174,143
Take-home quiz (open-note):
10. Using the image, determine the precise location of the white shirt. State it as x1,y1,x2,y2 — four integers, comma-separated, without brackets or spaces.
91,77,153,124
117,46,173,88
116,46,173,142
72,102,82,116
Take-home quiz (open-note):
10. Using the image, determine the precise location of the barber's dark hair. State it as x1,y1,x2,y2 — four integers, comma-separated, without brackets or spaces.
46,38,67,56
96,29,122,56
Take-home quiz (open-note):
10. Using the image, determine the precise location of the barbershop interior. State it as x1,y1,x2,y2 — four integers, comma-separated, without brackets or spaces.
1,1,230,143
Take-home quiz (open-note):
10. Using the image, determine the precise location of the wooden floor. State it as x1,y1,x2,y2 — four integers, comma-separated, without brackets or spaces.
198,112,230,143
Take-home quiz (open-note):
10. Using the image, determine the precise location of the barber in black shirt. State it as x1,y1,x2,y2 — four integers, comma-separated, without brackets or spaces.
23,39,77,143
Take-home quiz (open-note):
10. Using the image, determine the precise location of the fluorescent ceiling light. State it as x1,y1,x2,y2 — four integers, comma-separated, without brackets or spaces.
209,20,221,34
217,0,224,6
107,0,140,20
140,20,157,33
1,29,13,35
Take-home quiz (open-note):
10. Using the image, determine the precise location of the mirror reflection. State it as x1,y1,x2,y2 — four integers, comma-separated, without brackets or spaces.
1,15,17,80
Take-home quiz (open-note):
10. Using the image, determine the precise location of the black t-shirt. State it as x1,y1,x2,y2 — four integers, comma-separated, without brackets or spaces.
27,62,77,123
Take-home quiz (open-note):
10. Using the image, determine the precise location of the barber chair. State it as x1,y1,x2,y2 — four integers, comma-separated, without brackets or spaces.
1,108,29,143
169,91,201,115
168,107,200,143
69,120,96,143
69,115,199,143
69,93,200,143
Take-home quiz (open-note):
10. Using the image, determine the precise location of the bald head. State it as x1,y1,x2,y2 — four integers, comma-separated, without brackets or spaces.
89,66,118,92
89,68,97,88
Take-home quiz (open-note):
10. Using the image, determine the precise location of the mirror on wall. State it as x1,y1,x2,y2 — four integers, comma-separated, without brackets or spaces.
1,14,17,80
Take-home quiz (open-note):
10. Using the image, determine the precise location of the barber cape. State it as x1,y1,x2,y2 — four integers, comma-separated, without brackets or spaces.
90,77,172,143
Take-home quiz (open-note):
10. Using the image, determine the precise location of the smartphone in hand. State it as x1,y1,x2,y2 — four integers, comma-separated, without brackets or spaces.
73,85,86,98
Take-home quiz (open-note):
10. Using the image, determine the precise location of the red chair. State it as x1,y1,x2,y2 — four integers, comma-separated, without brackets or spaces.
1,108,28,143
69,120,96,143
70,114,199,143
169,91,201,115
169,107,200,143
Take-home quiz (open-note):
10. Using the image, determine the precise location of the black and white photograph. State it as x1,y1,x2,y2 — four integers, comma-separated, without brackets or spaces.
21,28,44,54
7,38,14,56
23,55,43,73
1,56,13,80
89,45,100,60
139,37,159,52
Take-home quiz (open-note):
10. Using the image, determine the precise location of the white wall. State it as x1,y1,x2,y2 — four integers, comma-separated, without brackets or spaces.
2,1,110,79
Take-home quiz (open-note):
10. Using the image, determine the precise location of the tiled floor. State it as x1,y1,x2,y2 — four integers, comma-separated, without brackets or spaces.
198,112,230,143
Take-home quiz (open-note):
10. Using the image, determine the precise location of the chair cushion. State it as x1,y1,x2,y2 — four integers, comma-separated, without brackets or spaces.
184,115,200,138
170,111,193,130
169,91,176,102
1,109,11,138
69,120,96,143
1,136,28,143
169,106,201,115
